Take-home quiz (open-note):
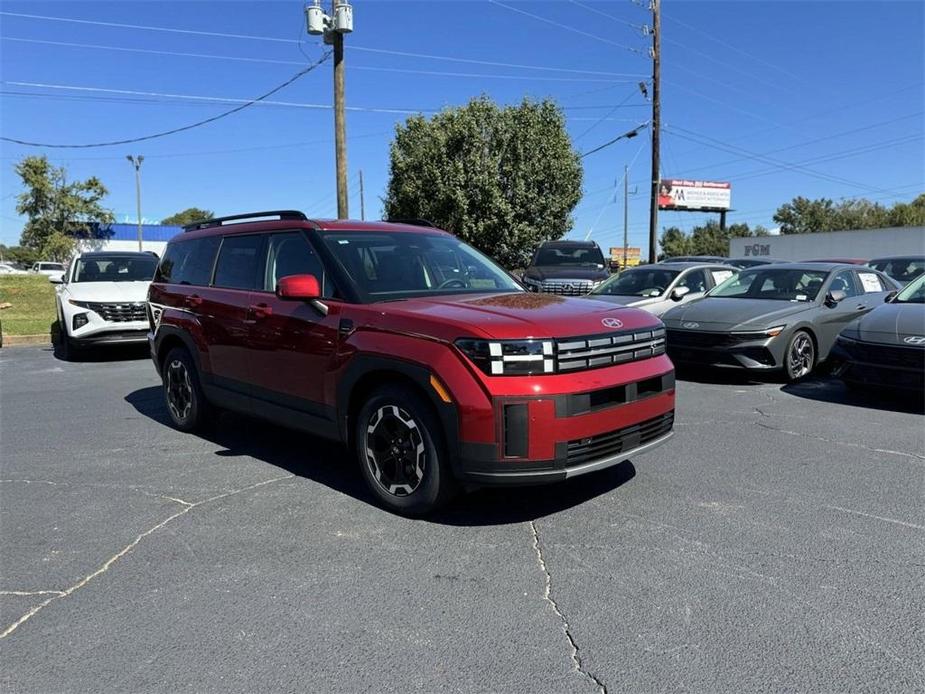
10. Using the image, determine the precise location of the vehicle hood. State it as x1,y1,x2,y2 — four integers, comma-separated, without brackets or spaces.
522,266,609,282
841,302,925,346
64,281,151,302
368,292,663,341
587,293,665,308
661,297,815,330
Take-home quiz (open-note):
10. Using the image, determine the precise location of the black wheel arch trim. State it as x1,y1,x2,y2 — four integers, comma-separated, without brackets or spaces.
153,325,203,374
337,354,461,472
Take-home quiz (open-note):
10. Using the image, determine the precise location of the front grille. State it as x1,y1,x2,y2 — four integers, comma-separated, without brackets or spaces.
556,327,666,372
540,279,594,295
87,302,147,323
566,411,674,466
842,340,924,371
666,329,755,349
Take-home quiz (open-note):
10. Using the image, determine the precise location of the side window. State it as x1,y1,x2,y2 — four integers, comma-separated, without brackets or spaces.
677,269,708,293
154,237,220,286
263,232,326,293
830,270,860,298
856,271,885,293
214,235,263,290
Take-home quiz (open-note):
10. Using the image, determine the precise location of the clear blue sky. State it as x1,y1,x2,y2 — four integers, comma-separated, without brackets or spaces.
1,1,923,255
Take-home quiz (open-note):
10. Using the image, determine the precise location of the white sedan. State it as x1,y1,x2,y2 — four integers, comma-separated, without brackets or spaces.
0,263,28,274
53,251,159,359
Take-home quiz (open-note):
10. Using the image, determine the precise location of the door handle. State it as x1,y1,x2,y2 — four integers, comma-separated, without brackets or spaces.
855,303,866,310
250,303,273,319
184,294,203,308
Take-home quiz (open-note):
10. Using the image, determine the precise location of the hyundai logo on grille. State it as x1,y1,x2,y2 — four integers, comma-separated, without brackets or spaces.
601,317,623,329
683,322,700,329
904,335,925,345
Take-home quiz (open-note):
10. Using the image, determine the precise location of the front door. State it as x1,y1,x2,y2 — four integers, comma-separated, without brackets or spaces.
246,231,341,421
816,269,868,355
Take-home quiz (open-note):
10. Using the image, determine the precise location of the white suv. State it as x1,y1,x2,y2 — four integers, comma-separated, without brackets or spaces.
52,252,159,359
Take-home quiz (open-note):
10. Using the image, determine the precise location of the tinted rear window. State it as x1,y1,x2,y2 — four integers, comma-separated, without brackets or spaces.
154,237,220,286
214,235,263,290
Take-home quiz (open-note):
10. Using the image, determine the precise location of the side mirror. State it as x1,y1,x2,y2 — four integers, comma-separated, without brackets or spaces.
824,289,847,307
276,274,320,301
670,286,691,301
48,275,63,285
884,290,898,303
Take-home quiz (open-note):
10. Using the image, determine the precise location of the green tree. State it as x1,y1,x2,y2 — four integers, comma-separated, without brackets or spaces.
658,226,690,259
384,96,582,268
14,156,114,259
0,245,38,266
161,208,214,226
688,220,729,256
774,194,923,234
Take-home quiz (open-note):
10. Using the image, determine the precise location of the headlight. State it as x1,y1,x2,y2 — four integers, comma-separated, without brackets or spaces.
68,299,91,308
456,338,554,376
72,313,89,330
731,325,786,338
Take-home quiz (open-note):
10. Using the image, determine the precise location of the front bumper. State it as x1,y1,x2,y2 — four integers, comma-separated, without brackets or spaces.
455,368,675,485
830,339,924,391
666,329,782,371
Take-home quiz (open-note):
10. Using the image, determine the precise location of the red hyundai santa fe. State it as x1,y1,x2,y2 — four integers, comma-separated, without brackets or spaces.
147,211,675,514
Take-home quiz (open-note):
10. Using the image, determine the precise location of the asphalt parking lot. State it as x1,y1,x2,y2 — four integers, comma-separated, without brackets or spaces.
1,345,923,693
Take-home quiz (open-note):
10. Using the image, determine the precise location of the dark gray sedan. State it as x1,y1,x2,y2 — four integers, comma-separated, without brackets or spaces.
831,273,925,392
661,263,900,381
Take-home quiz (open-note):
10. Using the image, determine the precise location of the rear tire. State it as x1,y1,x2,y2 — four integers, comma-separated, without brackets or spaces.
784,330,816,382
354,384,457,516
162,347,211,433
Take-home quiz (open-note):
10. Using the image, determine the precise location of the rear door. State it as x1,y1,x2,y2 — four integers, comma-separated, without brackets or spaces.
205,233,265,392
246,230,341,420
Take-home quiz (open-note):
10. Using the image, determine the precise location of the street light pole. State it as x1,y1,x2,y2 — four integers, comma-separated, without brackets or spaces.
126,155,144,251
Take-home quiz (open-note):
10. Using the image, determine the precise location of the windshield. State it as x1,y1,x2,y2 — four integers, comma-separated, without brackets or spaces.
533,246,605,267
869,258,924,284
894,274,925,304
72,256,158,283
710,268,829,301
591,267,680,297
319,231,522,301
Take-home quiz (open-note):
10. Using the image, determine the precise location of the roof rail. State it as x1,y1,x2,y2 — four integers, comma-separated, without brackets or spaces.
385,218,436,228
183,210,308,232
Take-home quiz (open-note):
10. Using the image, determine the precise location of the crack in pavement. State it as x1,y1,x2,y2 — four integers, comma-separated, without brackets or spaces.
0,474,294,640
754,421,925,463
1,479,197,506
528,520,607,694
0,590,66,597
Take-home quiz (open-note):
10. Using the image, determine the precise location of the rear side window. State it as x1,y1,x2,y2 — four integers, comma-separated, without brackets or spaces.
155,237,220,286
856,271,886,293
214,235,263,290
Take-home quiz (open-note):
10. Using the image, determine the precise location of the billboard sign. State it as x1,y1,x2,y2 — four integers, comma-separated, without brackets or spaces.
658,179,731,211
609,246,641,268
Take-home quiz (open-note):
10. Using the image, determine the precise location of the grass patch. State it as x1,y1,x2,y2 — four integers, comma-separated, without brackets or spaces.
0,275,58,337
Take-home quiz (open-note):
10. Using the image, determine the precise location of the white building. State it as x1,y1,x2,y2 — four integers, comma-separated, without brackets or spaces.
729,226,925,261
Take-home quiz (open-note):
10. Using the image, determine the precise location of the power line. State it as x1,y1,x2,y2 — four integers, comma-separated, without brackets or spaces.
0,12,649,78
662,12,807,84
569,1,642,30
573,87,644,142
665,125,906,195
665,112,924,179
0,53,331,148
487,1,644,55
0,81,648,119
0,37,639,84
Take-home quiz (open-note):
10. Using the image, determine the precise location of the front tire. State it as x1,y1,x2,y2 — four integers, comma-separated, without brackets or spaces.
784,330,816,382
55,304,77,361
162,347,211,432
355,384,457,516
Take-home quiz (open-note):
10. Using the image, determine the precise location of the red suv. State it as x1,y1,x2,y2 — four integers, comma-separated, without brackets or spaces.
147,211,675,514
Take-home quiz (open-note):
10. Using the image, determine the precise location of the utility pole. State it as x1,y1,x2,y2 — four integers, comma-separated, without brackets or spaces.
647,0,661,264
358,169,366,221
126,155,144,251
306,1,353,219
332,21,348,219
623,165,630,270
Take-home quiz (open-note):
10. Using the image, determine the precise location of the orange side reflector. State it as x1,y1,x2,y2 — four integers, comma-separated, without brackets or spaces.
429,374,453,403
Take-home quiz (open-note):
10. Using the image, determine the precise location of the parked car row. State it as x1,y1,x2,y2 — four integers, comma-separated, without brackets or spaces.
44,215,923,515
